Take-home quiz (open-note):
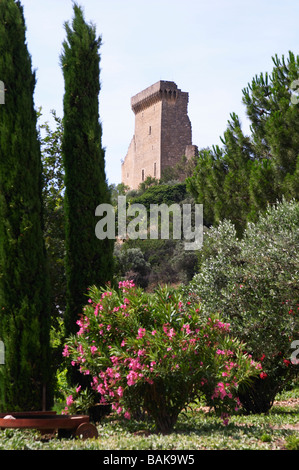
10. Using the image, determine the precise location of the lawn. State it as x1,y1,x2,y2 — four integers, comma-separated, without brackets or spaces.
0,383,298,451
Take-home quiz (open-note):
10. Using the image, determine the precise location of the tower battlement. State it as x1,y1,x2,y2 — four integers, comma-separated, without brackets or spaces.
122,81,197,189
131,81,187,114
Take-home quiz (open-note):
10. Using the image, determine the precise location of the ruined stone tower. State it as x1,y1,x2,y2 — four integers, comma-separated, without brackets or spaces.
121,80,197,189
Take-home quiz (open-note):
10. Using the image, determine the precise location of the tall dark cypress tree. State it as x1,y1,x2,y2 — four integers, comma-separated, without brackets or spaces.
0,0,52,410
61,4,114,338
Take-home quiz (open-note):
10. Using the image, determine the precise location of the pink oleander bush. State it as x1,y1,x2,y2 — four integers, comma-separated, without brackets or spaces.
62,281,263,433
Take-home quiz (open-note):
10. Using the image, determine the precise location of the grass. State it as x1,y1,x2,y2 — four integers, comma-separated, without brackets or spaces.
0,384,298,451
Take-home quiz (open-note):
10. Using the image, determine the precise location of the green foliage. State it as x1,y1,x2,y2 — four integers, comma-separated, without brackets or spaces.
109,182,130,206
60,3,114,337
185,199,299,412
243,52,299,183
132,182,188,208
0,387,298,449
187,52,299,235
285,434,299,451
62,281,262,433
39,109,66,318
137,176,160,193
186,147,226,229
114,246,151,288
116,237,198,289
159,155,198,183
0,0,52,410
113,182,198,288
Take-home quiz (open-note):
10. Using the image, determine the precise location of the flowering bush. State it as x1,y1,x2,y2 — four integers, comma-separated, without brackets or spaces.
185,199,299,413
62,281,262,433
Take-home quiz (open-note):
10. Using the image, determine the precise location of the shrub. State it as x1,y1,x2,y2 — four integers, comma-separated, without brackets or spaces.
132,182,187,208
114,247,151,288
185,199,299,413
62,282,262,433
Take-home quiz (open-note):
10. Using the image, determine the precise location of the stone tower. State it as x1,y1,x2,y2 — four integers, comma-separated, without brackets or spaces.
121,80,197,189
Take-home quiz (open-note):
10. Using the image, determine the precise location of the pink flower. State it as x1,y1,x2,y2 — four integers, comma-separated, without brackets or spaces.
92,376,98,386
128,358,142,370
181,324,191,334
216,349,225,355
127,370,138,386
62,345,70,357
118,280,135,291
90,346,97,355
137,327,146,338
212,382,228,400
94,303,103,316
97,383,106,395
221,413,229,426
106,367,115,378
66,395,73,406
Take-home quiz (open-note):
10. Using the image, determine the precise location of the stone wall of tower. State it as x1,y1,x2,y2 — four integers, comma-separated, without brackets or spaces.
121,81,195,189
160,88,192,173
121,136,136,188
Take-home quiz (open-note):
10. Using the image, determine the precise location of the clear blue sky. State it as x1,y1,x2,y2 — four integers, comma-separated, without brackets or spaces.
21,0,299,185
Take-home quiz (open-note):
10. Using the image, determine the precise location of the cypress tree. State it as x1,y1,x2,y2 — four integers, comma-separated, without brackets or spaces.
0,1,52,410
61,4,114,338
